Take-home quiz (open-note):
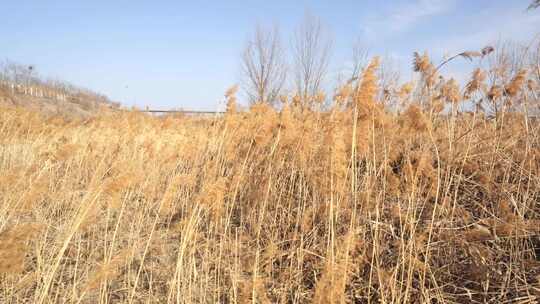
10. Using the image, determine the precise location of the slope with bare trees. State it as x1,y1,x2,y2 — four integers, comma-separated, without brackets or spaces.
0,60,119,117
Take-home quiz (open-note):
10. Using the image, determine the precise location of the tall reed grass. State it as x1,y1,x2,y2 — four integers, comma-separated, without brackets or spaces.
0,50,539,303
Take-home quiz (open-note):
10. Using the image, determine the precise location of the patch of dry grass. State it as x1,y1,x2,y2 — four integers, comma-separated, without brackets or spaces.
0,53,540,303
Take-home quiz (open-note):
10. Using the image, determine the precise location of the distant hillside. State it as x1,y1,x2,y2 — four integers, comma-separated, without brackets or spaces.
0,60,120,117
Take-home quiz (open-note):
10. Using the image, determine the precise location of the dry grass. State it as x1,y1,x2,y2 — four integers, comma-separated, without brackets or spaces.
0,51,540,303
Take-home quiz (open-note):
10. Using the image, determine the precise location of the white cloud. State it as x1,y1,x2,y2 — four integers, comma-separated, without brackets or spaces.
423,6,540,57
359,1,540,84
387,0,454,31
360,0,455,42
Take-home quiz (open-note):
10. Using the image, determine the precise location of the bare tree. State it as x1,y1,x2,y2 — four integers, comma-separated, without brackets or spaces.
241,25,287,106
350,40,370,82
378,55,401,108
292,13,333,105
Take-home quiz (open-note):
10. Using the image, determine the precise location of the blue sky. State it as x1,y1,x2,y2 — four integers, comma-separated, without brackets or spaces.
2,0,539,110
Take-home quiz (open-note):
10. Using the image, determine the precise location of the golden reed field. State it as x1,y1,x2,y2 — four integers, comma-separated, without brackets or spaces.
1,54,540,303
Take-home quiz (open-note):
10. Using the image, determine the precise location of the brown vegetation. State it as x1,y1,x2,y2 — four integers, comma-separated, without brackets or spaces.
0,61,119,117
0,46,540,303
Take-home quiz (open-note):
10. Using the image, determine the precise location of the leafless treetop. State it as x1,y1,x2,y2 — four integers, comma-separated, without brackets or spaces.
241,25,287,106
292,13,333,104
